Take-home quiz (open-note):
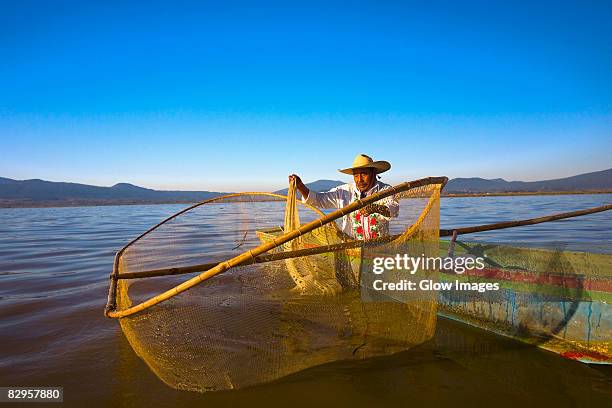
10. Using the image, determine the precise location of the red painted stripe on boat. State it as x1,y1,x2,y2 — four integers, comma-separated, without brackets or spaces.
561,350,611,363
449,267,612,293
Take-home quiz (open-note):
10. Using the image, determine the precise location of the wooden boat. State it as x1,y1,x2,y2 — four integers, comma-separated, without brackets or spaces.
257,215,612,365
436,240,611,364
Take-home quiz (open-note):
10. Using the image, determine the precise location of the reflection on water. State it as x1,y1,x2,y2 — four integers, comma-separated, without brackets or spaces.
0,194,611,406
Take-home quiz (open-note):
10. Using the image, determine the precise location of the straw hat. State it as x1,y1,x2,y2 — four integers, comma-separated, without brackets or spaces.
339,154,391,175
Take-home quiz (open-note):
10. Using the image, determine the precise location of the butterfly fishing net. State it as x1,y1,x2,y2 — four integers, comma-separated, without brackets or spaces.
106,177,445,392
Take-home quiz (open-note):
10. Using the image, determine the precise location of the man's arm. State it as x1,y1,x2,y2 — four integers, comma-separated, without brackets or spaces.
360,193,399,218
386,196,400,218
361,203,391,217
288,174,344,209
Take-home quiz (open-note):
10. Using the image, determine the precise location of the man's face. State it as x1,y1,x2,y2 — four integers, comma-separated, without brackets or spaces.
353,168,374,192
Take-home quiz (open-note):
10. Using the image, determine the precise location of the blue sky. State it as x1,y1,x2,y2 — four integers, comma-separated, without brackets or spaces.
1,0,610,191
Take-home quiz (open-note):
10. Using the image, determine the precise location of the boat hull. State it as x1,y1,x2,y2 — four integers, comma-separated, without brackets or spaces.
436,241,611,364
258,228,612,364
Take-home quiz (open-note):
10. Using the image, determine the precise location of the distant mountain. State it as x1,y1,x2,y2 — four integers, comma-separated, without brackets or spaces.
274,179,344,195
273,169,612,196
2,168,610,208
445,168,612,193
0,178,227,207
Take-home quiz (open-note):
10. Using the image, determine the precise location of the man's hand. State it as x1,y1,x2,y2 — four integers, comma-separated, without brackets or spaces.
360,204,391,217
288,174,309,199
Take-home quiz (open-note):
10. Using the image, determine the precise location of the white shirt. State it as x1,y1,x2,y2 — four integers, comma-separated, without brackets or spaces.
303,180,399,239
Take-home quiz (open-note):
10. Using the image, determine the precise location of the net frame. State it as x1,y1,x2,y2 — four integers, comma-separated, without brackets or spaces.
104,176,449,318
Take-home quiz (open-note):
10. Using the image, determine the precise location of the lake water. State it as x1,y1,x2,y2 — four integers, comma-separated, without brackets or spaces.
1,194,611,407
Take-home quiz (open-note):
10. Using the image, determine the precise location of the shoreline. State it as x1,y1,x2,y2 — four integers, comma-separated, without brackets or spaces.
1,190,611,209
442,190,612,197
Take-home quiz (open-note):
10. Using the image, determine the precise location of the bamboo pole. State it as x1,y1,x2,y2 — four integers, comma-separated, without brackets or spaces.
116,238,392,280
104,251,122,315
105,176,448,318
113,203,612,281
440,203,612,235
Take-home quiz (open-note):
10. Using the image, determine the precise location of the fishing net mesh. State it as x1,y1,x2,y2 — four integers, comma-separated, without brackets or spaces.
114,181,442,392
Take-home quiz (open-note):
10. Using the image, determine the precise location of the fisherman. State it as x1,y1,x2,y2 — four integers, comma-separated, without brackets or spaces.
289,154,399,240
